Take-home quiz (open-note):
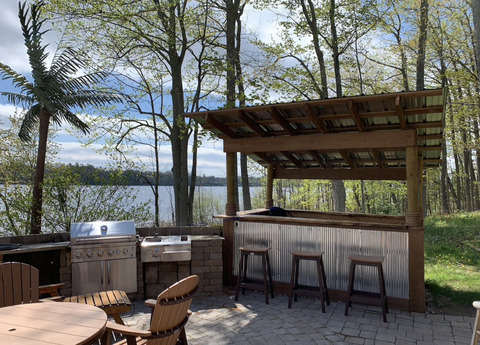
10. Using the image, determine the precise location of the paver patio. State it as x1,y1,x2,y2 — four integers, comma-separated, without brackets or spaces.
121,291,475,345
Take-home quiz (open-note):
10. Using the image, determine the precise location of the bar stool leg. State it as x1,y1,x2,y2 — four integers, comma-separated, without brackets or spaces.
315,257,326,313
265,252,274,299
344,261,356,316
293,258,300,302
319,256,330,305
378,265,388,322
261,254,269,304
235,252,245,301
288,255,296,308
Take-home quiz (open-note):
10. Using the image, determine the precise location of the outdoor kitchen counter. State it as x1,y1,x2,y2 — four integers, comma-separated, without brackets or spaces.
190,235,224,240
0,241,70,254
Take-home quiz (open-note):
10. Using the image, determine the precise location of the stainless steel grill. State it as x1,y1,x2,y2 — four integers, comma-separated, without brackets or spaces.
140,235,191,262
70,220,137,295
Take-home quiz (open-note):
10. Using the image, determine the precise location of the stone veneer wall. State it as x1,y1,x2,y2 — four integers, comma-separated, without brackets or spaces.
136,226,223,300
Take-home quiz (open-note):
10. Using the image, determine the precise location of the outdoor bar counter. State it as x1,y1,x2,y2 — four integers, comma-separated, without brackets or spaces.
186,89,446,313
219,208,423,312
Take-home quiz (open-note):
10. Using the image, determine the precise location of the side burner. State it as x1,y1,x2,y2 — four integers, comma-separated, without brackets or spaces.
140,235,191,262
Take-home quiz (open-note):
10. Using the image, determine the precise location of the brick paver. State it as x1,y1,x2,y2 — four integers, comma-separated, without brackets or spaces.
121,292,475,345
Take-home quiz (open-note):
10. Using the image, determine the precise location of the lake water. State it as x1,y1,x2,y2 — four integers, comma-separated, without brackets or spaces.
133,185,261,224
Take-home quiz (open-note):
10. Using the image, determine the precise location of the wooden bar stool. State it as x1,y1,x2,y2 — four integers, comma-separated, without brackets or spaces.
288,250,330,312
235,246,274,304
344,253,388,322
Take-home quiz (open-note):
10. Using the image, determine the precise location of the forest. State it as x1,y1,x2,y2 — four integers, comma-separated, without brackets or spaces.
0,0,479,233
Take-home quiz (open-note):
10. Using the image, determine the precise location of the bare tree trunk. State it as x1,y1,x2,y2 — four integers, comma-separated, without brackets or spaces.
472,0,480,81
300,0,329,98
234,2,251,211
475,118,480,209
463,128,472,211
332,180,346,212
416,0,428,91
188,126,199,223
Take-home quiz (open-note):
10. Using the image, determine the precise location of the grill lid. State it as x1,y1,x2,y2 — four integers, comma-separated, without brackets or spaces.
71,220,136,239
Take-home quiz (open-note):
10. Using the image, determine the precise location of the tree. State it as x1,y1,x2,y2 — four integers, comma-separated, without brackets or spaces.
0,2,124,234
48,0,221,226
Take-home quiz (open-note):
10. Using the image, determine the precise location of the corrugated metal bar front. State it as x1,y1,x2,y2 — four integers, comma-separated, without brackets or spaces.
233,221,409,299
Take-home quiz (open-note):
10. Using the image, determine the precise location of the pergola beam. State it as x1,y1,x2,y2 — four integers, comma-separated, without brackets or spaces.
224,129,417,153
274,167,407,180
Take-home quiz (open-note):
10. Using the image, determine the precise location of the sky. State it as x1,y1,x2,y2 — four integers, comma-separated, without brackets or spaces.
0,1,279,178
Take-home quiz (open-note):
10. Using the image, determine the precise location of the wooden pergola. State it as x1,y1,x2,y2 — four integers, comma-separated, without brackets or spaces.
185,88,446,313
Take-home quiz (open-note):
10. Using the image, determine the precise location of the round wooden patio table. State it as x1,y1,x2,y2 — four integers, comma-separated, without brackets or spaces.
0,301,107,345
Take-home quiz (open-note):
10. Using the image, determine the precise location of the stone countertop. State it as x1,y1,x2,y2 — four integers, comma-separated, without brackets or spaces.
0,241,70,254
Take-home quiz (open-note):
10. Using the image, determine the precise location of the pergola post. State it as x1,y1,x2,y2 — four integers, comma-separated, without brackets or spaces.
223,152,237,286
265,164,274,209
406,146,425,313
225,152,237,216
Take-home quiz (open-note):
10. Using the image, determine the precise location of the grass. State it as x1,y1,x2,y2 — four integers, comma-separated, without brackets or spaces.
424,212,480,316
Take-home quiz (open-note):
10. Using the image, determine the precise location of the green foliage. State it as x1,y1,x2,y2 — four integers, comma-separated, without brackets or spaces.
0,114,150,235
252,177,407,215
191,187,223,226
41,165,151,233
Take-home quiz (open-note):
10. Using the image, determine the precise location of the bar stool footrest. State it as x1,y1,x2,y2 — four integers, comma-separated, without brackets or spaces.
293,284,328,297
349,294,385,306
238,279,268,290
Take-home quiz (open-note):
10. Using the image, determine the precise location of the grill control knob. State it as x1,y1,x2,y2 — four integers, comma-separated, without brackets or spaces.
108,249,114,256
116,249,121,254
98,250,104,256
123,248,129,254
75,252,82,258
87,251,93,257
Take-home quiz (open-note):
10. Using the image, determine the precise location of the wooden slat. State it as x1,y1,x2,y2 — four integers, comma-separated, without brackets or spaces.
370,150,385,169
282,151,305,168
270,106,298,135
348,99,366,132
106,290,116,306
205,113,239,138
395,94,407,129
309,150,327,168
239,110,269,137
305,104,328,133
339,150,356,168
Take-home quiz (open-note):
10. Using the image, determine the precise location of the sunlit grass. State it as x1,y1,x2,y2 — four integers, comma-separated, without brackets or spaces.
424,212,480,314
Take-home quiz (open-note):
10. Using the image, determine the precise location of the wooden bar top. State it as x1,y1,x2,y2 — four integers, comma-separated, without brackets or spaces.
217,208,410,232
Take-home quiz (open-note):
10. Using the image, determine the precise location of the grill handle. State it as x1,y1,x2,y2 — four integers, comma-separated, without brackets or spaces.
107,261,111,285
72,235,135,245
101,261,104,285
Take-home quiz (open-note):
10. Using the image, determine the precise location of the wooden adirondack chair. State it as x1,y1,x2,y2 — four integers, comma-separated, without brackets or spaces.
101,275,199,345
472,301,480,345
0,262,64,307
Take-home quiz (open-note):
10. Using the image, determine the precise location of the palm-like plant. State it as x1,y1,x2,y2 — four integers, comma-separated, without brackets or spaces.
0,1,124,234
